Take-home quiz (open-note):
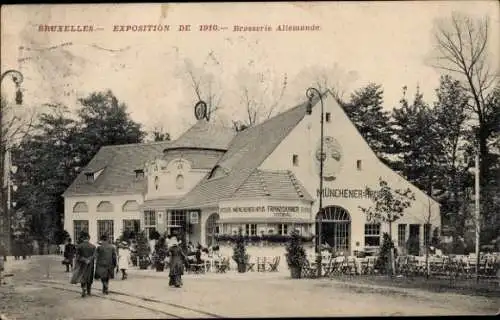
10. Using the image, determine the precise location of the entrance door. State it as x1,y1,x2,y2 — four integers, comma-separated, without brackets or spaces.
205,213,220,247
317,206,351,254
408,224,420,256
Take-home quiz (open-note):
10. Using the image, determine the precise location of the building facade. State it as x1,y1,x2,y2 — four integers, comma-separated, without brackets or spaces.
63,91,440,255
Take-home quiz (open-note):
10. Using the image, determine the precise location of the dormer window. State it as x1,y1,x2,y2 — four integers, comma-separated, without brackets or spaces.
325,112,331,123
85,172,94,182
292,154,299,166
134,169,145,179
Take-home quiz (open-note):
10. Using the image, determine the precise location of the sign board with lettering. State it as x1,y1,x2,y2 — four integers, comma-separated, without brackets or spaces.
189,211,199,224
317,188,379,199
219,205,312,217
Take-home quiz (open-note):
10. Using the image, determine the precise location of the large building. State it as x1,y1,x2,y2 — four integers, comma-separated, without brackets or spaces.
63,91,440,255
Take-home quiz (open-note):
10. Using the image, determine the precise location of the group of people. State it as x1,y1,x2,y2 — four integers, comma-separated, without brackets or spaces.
68,232,190,297
66,232,135,297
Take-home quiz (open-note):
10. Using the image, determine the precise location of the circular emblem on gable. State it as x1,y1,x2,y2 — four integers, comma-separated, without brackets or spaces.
315,136,343,181
194,101,208,120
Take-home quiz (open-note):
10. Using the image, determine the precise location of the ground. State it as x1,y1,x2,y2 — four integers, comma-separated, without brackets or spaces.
1,255,499,319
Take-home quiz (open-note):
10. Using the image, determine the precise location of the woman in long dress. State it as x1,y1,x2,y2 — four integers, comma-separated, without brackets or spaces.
118,241,131,280
168,239,186,288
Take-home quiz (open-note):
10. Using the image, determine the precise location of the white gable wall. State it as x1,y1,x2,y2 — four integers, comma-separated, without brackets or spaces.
260,93,440,253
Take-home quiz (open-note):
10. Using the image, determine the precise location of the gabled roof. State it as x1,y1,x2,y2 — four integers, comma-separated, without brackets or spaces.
175,98,318,208
166,119,236,151
63,141,171,197
232,169,314,201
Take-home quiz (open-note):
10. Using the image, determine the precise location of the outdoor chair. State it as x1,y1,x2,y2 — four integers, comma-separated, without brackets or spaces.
188,261,206,274
268,256,280,272
301,259,318,278
257,257,267,272
215,257,230,273
322,256,335,276
246,257,256,272
330,256,345,277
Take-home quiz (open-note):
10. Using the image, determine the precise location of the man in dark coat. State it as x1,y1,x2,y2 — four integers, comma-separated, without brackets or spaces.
63,238,76,272
94,234,117,294
71,232,96,297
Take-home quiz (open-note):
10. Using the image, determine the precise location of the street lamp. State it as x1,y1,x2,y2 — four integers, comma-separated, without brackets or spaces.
306,87,325,277
1,70,24,105
1,69,24,257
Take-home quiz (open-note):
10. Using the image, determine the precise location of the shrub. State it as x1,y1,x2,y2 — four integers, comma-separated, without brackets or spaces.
285,230,306,268
232,229,248,265
376,233,394,274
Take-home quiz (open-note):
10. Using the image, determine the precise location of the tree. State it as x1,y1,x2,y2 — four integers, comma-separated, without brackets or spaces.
431,13,500,242
179,55,224,122
359,178,415,275
341,83,396,167
233,68,288,128
11,104,78,245
391,87,442,192
75,90,145,167
432,75,471,239
0,94,34,253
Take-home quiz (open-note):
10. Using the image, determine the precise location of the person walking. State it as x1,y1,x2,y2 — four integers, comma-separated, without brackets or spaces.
167,239,186,288
70,232,96,298
63,238,76,272
117,241,131,280
94,234,117,294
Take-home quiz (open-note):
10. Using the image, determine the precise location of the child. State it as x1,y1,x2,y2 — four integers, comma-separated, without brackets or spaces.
118,241,132,280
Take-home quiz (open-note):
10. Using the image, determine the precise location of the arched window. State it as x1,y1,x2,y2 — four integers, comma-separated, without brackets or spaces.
97,201,114,212
318,206,351,222
175,174,184,190
154,176,159,190
73,202,88,213
122,200,139,212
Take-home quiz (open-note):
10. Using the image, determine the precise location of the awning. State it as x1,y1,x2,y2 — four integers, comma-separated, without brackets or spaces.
218,217,312,224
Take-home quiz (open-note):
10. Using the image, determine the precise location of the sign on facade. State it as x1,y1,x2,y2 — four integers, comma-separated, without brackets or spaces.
190,211,199,224
219,205,311,217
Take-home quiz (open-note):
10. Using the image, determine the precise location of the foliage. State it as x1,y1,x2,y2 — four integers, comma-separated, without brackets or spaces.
375,233,394,274
232,229,248,265
216,234,314,244
431,227,441,248
118,229,134,243
285,230,307,268
153,237,168,267
74,90,146,168
391,87,442,192
135,231,150,258
11,91,146,243
149,229,161,241
341,83,396,167
359,178,415,238
431,13,500,244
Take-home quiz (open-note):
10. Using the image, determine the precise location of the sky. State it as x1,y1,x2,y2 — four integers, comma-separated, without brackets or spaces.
1,2,499,139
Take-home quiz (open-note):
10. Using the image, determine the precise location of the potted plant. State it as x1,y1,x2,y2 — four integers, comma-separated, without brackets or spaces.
136,231,151,270
285,230,306,279
153,237,167,272
232,228,249,273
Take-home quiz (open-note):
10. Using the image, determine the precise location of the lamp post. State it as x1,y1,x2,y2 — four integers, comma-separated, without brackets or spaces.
306,87,324,277
1,69,24,257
